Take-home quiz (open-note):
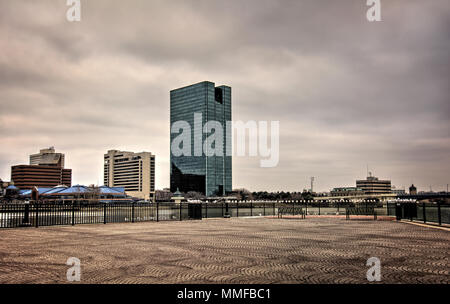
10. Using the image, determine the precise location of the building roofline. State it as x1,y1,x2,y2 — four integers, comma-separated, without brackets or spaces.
170,81,218,93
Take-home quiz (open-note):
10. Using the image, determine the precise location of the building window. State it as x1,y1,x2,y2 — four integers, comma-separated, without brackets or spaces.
215,88,223,104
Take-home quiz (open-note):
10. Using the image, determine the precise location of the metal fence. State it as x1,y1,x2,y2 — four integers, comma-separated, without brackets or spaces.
2,200,446,229
0,200,357,228
387,202,449,226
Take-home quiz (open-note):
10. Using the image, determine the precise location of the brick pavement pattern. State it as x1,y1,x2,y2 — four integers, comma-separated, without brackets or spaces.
0,217,448,284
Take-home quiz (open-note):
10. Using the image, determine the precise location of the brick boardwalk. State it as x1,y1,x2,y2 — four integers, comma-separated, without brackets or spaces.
0,217,448,284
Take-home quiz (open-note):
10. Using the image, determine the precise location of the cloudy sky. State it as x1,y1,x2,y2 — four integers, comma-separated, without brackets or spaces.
0,0,449,192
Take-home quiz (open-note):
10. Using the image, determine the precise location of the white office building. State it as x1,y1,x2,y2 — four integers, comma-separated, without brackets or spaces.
104,150,155,201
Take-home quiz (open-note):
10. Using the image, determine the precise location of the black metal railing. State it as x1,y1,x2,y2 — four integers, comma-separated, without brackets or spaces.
0,200,391,229
345,207,377,220
387,201,449,226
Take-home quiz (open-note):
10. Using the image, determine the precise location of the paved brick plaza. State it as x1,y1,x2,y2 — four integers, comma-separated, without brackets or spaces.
0,217,448,284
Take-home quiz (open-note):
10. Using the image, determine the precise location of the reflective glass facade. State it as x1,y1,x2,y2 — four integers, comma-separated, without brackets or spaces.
170,81,232,196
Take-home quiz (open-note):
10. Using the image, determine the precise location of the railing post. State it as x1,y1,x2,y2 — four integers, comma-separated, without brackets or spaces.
35,203,39,228
437,202,441,226
103,203,106,224
250,201,253,217
156,202,159,222
422,202,426,224
396,203,401,221
263,203,266,216
72,202,75,226
205,203,208,219
222,202,224,217
180,203,182,221
132,202,135,223
273,202,275,216
236,202,239,217
410,204,413,221
318,200,321,215
23,203,30,225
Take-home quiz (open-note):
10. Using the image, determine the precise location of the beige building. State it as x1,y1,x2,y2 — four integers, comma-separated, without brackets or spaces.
30,147,65,168
104,150,155,201
356,172,391,195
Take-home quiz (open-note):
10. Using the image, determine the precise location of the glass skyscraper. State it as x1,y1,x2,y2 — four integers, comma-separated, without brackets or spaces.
170,81,232,196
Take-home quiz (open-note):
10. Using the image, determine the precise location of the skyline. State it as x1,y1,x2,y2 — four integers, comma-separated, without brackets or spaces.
0,0,449,192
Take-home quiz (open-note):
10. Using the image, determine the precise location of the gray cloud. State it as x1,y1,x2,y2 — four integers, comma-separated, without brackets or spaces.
0,0,449,192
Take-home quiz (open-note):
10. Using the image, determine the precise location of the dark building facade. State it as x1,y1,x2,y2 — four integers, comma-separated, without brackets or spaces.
170,81,232,196
11,165,72,189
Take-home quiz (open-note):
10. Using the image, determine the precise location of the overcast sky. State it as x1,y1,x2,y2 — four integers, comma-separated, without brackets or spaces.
0,0,449,192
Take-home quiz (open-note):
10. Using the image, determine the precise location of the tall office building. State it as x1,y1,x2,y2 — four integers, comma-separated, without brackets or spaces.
170,81,232,196
30,147,65,167
104,150,155,200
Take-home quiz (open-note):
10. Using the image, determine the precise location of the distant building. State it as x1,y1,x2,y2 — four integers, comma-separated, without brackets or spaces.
391,186,406,196
330,187,364,197
30,147,65,167
356,173,391,195
409,184,417,195
12,147,71,189
104,150,155,200
11,165,72,189
170,81,232,196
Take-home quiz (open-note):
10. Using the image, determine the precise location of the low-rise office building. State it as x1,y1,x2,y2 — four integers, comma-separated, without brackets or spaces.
356,173,391,195
11,147,72,190
11,165,72,189
391,186,406,196
330,187,364,197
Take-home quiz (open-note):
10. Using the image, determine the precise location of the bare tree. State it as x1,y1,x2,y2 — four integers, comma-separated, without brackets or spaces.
232,188,253,200
86,185,101,204
155,189,173,202
185,191,206,200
